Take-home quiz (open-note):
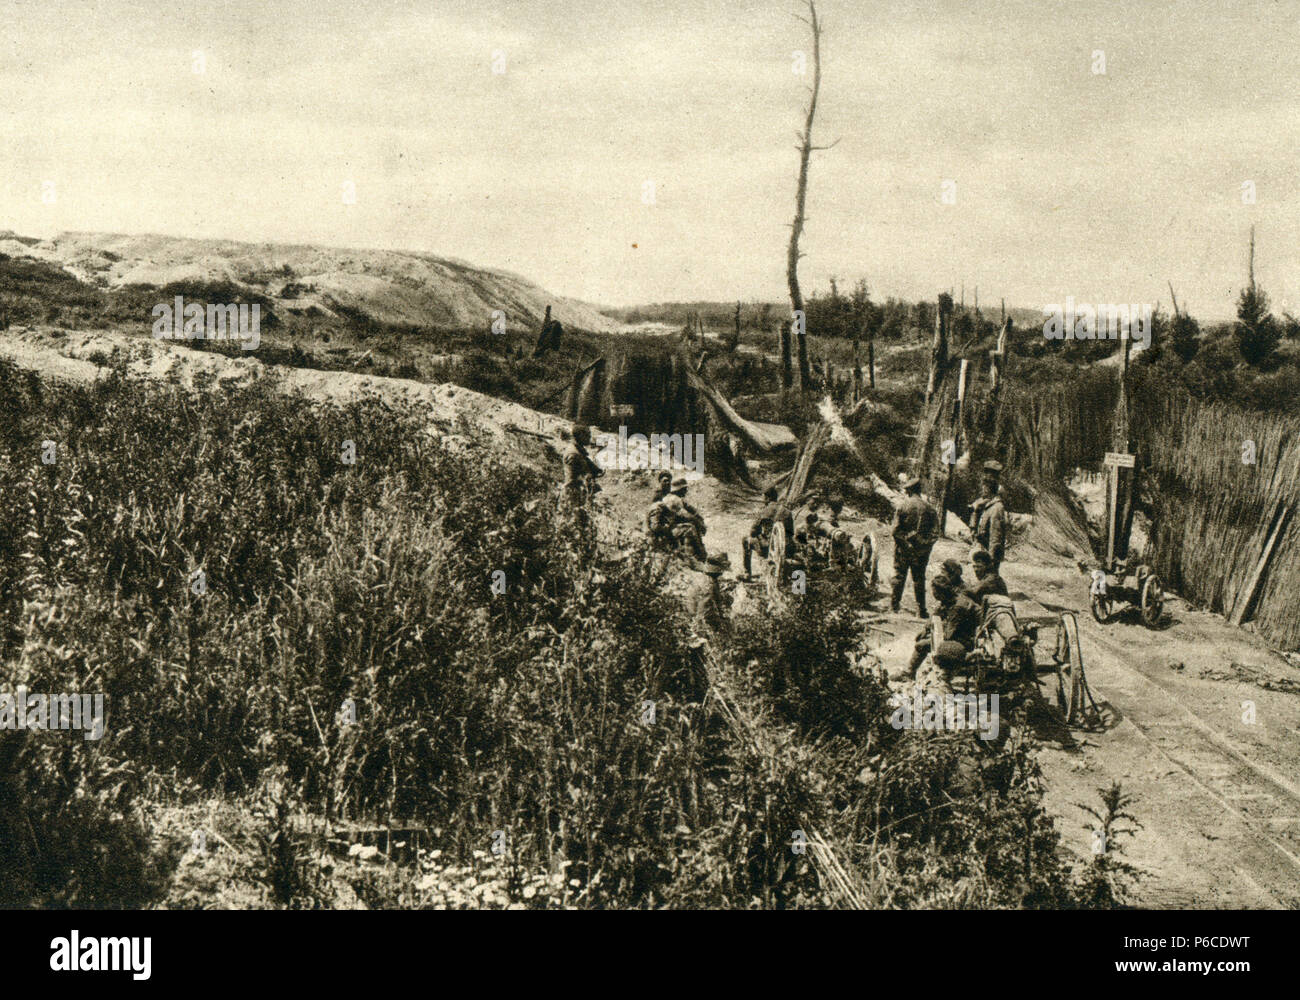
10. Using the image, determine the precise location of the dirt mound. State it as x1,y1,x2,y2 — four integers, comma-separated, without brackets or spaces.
9,231,621,333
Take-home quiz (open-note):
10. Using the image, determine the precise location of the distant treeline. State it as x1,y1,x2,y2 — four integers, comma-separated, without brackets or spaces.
609,285,1042,343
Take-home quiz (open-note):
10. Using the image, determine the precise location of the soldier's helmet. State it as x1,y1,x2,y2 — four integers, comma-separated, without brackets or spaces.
940,558,964,583
971,547,993,568
828,498,844,514
657,471,672,485
671,477,688,494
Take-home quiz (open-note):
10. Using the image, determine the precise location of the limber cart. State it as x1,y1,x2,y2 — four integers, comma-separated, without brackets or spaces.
1088,450,1165,628
945,598,1102,735
1088,560,1165,628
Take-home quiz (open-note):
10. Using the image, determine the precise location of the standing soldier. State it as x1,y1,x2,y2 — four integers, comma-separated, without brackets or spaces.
891,474,938,616
741,486,781,578
558,423,602,529
686,553,732,639
684,553,731,699
970,460,1008,573
646,473,675,550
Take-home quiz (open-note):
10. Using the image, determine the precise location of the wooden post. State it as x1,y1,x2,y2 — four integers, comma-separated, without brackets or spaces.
925,299,948,405
1231,501,1293,626
938,359,968,538
1103,451,1135,571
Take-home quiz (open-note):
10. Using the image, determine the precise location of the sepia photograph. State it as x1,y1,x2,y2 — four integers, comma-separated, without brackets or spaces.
1,0,1295,975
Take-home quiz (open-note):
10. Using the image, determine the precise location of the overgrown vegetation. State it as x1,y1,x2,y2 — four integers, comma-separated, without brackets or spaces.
0,360,1122,907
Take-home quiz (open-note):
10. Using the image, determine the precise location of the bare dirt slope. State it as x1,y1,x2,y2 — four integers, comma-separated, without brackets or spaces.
2,231,620,332
5,325,1300,907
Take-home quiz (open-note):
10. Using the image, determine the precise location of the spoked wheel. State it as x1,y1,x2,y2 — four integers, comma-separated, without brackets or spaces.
1053,612,1084,723
1140,574,1164,628
766,521,787,601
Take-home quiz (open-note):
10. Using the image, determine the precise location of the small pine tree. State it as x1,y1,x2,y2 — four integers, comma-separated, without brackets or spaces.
1170,313,1201,362
1234,284,1279,366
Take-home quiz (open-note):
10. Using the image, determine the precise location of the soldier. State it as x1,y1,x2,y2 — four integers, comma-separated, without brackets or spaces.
965,547,1008,605
661,477,708,562
559,423,602,508
646,479,674,550
970,460,1008,572
907,566,981,677
686,553,732,639
822,499,855,568
741,486,780,578
802,494,831,563
684,552,731,699
890,474,938,616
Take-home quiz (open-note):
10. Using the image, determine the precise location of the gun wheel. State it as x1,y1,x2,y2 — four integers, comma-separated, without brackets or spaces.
1140,575,1164,628
1053,612,1084,722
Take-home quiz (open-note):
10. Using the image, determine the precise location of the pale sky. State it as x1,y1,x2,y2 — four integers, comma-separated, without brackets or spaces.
3,0,1297,319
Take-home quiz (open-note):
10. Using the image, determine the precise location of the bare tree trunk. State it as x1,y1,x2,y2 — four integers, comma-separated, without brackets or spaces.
787,0,829,397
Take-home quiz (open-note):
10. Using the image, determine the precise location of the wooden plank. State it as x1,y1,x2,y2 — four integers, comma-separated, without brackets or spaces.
1231,500,1292,627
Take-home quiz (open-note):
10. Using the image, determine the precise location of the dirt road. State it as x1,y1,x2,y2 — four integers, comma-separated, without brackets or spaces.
597,471,1300,908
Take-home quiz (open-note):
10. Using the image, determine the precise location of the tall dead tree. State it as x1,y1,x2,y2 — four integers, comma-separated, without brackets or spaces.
787,1,834,396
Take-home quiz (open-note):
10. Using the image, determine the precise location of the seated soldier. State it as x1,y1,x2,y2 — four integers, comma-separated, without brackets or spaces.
965,547,1009,606
646,492,674,551
661,477,708,562
802,495,833,563
741,486,782,577
908,567,981,677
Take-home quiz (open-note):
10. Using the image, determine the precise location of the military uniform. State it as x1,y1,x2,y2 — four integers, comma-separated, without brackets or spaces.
909,590,980,675
891,491,938,615
742,501,776,576
686,572,729,637
560,442,600,506
965,568,1008,605
662,491,708,561
970,495,1008,571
